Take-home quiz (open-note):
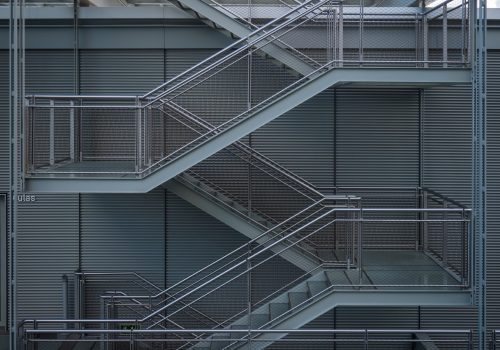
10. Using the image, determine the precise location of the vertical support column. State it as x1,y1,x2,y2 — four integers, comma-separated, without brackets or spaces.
472,0,487,348
9,1,25,347
70,101,75,162
443,4,448,68
49,100,55,166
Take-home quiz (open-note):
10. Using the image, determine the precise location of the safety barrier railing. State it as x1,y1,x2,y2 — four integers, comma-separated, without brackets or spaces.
24,0,470,179
492,329,500,350
19,194,471,349
20,326,473,350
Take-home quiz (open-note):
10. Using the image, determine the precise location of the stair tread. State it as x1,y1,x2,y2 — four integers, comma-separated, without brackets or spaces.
317,249,337,262
269,302,290,320
288,292,309,308
250,313,270,327
307,280,329,296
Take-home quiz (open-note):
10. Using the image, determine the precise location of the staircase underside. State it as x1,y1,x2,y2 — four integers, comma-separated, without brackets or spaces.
24,68,471,194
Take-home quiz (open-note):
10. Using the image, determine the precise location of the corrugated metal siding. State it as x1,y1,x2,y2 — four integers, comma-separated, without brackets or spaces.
336,88,420,187
0,51,8,192
80,49,165,95
16,50,79,324
486,50,500,332
79,49,164,159
423,85,472,206
421,81,474,334
25,50,75,168
17,194,79,323
252,89,335,187
80,190,165,318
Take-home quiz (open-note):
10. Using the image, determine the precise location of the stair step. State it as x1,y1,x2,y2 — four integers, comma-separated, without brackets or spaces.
307,280,329,297
325,269,352,286
317,249,337,262
288,292,308,309
210,334,230,350
250,313,270,328
269,302,290,321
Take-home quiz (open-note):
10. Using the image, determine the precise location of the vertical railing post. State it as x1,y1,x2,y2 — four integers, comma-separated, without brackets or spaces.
246,242,252,348
363,329,368,350
359,0,364,66
29,96,35,172
69,101,75,162
443,3,448,68
358,205,363,286
461,0,467,66
423,14,429,68
135,97,141,173
338,2,343,67
62,274,68,329
461,209,465,286
423,190,428,252
443,202,448,266
79,98,83,162
49,99,55,166
415,188,419,250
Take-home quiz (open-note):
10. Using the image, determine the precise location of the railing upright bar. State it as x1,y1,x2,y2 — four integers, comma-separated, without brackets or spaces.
69,100,75,162
443,3,448,68
443,201,448,264
338,2,343,67
49,99,55,166
135,96,141,173
423,14,429,68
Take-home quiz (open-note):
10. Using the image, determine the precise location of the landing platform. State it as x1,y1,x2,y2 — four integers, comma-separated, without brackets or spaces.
362,250,462,288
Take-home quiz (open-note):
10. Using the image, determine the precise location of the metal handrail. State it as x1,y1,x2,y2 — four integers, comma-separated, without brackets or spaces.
142,0,332,102
160,101,322,199
144,0,330,107
21,327,474,350
76,271,222,328
144,207,358,324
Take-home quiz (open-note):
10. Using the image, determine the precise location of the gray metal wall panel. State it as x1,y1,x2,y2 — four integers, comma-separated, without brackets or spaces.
252,89,335,187
16,50,78,324
17,194,79,323
166,192,248,285
422,85,472,206
79,49,164,160
420,75,474,335
336,88,420,187
0,51,8,192
486,50,500,331
80,49,165,95
80,190,165,318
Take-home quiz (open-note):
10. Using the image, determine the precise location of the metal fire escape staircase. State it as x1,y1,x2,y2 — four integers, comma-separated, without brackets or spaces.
23,0,470,193
19,1,474,348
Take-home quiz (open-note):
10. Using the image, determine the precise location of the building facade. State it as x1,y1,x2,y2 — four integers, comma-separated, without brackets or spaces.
0,0,498,348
